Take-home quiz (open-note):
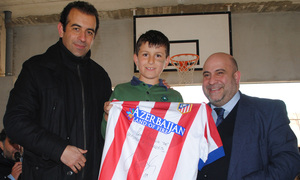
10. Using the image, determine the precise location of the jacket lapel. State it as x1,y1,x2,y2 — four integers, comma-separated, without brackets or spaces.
227,93,255,179
40,40,64,84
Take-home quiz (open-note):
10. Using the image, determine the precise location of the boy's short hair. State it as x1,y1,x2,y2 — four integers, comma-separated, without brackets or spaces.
135,30,170,57
60,1,99,35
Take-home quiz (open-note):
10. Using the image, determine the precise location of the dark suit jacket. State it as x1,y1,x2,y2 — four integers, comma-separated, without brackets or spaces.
227,92,300,179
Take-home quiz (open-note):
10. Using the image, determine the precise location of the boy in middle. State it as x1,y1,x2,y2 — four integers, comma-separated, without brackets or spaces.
101,30,183,138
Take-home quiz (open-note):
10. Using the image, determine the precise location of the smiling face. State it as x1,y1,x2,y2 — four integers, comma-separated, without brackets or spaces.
58,8,96,57
202,53,241,107
134,42,170,85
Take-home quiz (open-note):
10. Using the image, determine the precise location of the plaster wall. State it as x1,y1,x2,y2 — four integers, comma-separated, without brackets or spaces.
0,11,299,128
0,76,14,129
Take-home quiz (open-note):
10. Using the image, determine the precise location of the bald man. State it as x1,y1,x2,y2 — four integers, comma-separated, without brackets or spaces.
197,52,300,180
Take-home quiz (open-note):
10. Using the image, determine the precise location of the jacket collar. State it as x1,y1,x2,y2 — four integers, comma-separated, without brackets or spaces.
58,38,91,66
227,91,256,179
41,38,91,70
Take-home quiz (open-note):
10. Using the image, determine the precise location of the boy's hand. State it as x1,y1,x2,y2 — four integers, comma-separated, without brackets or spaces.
104,101,112,121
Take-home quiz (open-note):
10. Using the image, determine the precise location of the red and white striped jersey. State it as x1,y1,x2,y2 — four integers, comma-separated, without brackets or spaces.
99,101,224,180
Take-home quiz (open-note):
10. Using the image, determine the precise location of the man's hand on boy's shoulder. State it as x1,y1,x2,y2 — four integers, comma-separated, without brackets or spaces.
162,79,172,89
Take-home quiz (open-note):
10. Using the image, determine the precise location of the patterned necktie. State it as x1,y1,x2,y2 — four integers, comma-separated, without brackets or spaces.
214,108,225,126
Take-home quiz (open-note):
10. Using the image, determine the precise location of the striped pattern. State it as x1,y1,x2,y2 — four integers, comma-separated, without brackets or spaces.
99,101,224,180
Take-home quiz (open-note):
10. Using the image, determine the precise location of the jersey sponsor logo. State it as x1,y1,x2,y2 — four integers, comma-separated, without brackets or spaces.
177,103,193,114
99,101,224,180
126,106,186,136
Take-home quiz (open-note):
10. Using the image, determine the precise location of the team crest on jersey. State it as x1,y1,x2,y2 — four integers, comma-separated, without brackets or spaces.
126,107,185,136
177,103,193,114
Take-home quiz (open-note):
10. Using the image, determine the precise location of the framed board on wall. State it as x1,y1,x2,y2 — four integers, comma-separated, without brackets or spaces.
133,12,232,72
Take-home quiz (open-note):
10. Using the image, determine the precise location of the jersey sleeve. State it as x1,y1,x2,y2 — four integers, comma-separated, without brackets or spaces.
198,103,225,170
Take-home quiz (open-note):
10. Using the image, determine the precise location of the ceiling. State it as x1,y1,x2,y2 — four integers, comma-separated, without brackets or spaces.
1,0,300,25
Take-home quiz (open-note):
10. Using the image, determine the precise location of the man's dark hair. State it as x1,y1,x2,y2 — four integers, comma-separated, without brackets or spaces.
60,1,100,35
135,30,170,57
0,129,6,142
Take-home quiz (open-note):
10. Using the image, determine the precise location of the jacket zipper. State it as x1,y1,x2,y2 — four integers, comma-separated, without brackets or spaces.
77,64,86,178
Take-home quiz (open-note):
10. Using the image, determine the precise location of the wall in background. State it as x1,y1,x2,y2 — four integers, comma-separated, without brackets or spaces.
0,76,14,129
0,11,299,128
